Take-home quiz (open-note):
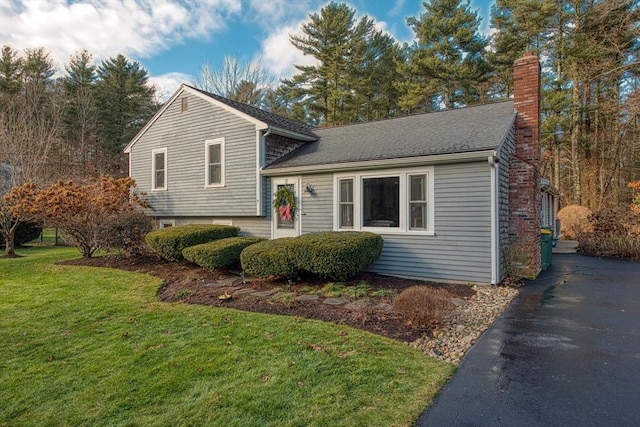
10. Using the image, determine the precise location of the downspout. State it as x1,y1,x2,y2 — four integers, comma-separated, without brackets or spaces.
256,128,271,216
489,152,500,285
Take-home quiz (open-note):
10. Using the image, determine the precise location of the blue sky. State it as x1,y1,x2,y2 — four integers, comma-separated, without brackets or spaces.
0,0,494,100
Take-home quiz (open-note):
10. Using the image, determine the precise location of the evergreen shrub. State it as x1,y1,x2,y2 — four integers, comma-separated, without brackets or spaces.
294,231,383,281
0,221,42,247
240,231,383,281
240,238,299,279
183,236,265,270
145,224,239,261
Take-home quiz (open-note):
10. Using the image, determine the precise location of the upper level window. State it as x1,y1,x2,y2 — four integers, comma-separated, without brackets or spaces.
152,148,167,190
205,138,225,187
334,167,434,234
181,97,188,112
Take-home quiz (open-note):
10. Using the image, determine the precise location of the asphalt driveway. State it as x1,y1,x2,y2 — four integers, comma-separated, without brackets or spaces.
418,254,640,426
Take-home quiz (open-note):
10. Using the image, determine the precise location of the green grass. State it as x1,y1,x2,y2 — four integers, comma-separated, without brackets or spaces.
0,246,455,426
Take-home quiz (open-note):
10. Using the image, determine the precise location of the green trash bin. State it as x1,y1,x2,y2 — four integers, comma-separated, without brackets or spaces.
541,228,552,270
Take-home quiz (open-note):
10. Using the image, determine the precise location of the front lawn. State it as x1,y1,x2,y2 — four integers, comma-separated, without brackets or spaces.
0,246,454,426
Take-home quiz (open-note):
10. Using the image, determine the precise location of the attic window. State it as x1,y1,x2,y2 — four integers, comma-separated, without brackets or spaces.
181,97,188,112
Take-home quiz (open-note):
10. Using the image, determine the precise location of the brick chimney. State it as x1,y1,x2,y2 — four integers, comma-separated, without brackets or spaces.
508,52,542,279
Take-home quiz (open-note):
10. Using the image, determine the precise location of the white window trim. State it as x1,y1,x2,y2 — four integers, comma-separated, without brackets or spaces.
333,167,435,235
151,147,167,191
159,219,175,228
205,137,225,188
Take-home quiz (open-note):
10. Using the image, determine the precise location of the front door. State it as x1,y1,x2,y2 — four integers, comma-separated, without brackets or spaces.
272,177,301,239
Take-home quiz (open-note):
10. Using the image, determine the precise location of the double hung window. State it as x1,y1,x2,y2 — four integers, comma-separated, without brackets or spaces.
152,148,167,190
205,138,225,187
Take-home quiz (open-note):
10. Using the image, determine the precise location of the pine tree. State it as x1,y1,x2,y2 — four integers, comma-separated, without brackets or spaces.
62,50,99,178
0,46,23,95
286,2,403,126
403,0,490,110
94,54,157,175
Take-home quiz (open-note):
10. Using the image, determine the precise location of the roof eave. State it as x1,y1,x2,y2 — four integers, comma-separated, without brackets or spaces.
269,126,317,142
261,149,497,176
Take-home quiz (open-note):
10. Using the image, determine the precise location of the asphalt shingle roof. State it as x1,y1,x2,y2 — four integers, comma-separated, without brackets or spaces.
187,85,317,139
266,101,516,170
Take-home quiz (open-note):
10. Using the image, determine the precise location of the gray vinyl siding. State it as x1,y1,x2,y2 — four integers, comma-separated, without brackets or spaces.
130,93,259,217
496,128,515,281
299,174,334,233
369,161,492,283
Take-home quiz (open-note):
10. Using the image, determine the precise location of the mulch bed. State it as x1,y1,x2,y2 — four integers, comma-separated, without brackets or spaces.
61,254,476,342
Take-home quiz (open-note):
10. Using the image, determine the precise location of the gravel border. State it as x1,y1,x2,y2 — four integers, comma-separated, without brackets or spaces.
411,285,519,364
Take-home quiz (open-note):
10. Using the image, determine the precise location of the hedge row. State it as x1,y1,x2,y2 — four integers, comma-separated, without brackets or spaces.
145,224,239,261
182,237,265,270
240,231,383,281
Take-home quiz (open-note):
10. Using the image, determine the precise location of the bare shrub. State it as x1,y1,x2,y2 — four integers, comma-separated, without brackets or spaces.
100,209,153,257
579,206,640,259
557,205,593,239
392,286,455,329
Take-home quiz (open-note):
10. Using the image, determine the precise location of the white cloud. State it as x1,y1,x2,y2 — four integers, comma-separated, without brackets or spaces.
149,72,194,102
258,22,317,80
0,0,242,69
246,0,313,27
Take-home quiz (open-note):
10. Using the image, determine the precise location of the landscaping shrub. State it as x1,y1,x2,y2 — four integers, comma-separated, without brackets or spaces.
392,286,455,329
240,231,384,281
293,231,383,281
240,238,299,279
145,224,239,261
578,206,640,259
183,236,265,270
99,210,153,257
557,205,592,239
0,221,42,247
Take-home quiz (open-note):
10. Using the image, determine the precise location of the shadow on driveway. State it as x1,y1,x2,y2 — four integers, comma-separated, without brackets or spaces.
418,254,640,427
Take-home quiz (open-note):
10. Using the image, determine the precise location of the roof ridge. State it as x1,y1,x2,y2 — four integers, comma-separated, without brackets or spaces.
312,100,515,131
184,85,316,139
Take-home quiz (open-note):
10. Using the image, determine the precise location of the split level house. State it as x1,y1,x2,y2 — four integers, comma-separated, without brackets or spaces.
125,53,553,285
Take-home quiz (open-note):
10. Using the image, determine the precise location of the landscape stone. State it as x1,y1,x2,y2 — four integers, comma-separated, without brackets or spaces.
374,303,392,311
345,300,370,309
323,297,348,306
450,297,468,307
233,288,257,296
250,289,280,298
294,294,320,302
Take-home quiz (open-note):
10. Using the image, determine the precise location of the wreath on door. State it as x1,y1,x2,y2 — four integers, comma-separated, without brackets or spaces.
273,185,297,221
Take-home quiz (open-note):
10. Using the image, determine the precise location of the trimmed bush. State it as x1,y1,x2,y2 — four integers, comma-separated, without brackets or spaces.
0,221,42,247
294,231,383,281
183,236,265,270
392,286,455,329
240,231,384,281
240,238,299,279
145,224,239,261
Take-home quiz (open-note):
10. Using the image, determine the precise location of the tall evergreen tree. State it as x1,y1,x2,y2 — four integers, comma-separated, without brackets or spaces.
286,2,400,126
0,46,23,95
94,54,156,176
403,0,490,110
62,50,99,178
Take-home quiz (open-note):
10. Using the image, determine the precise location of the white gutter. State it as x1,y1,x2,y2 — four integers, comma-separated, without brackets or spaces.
269,126,317,142
489,152,499,285
261,150,496,176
